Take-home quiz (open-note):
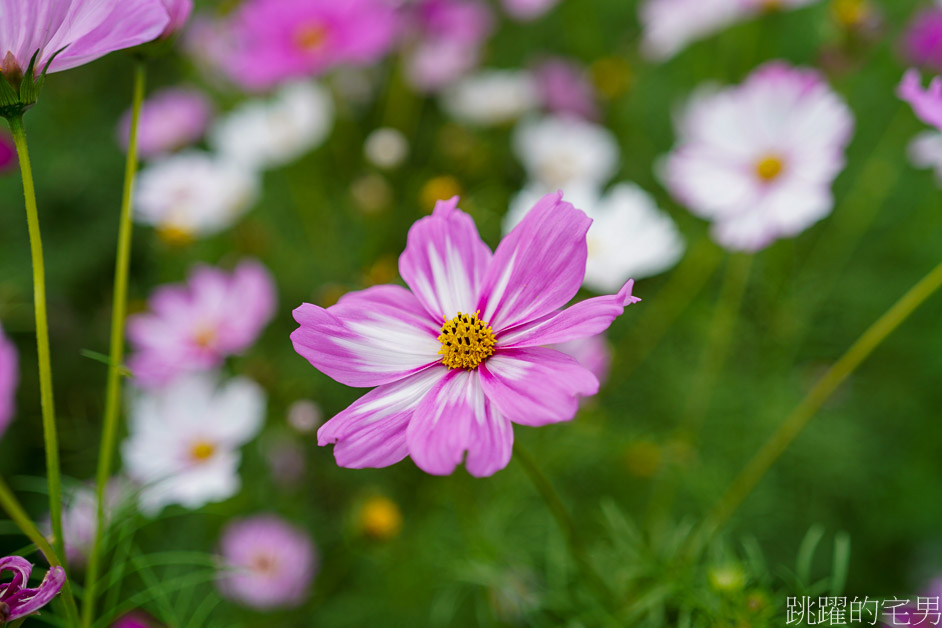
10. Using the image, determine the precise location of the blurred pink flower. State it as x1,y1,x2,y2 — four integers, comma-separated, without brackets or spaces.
903,8,942,72
217,515,317,609
899,69,942,132
0,131,15,172
404,0,494,92
501,0,560,21
664,61,854,251
215,0,400,91
112,612,160,628
160,0,193,38
0,557,65,623
0,323,17,439
533,57,598,120
292,193,640,477
128,260,276,387
551,335,612,386
117,87,212,159
0,0,169,79
45,480,127,566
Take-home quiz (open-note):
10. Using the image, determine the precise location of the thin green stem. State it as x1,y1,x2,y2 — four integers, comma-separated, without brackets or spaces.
695,256,942,547
82,61,146,628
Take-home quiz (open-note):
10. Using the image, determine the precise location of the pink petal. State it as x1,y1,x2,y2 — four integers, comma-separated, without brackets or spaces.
406,369,513,477
399,196,493,322
480,347,598,426
496,280,640,348
476,191,592,332
291,285,442,387
318,367,444,469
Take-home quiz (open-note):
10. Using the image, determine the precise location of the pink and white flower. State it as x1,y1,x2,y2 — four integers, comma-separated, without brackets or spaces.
0,322,17,439
127,260,276,388
533,57,599,121
216,515,317,609
899,69,942,132
117,87,212,159
0,557,65,623
663,62,854,251
291,193,640,477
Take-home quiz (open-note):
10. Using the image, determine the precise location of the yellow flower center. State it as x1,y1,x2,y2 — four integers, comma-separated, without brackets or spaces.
755,155,784,182
157,224,194,247
190,441,216,462
192,324,217,349
438,311,496,370
294,23,328,53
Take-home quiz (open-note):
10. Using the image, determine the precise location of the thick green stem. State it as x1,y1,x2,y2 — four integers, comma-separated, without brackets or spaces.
696,256,942,546
82,62,146,628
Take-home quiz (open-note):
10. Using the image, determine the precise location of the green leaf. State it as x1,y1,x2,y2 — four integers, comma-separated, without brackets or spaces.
796,525,825,585
829,531,851,597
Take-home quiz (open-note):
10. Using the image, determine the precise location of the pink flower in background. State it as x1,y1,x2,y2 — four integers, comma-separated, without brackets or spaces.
217,515,317,609
159,0,193,38
0,0,169,79
552,335,612,386
117,87,212,159
501,0,560,21
0,557,65,623
640,0,744,61
903,8,942,73
533,57,599,121
112,612,160,628
0,132,15,172
404,0,494,92
292,193,640,477
899,69,942,132
0,323,17,438
664,62,854,251
216,0,400,91
45,481,127,566
128,260,276,387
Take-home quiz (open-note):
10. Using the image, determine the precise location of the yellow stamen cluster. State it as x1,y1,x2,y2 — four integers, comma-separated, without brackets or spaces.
755,155,784,182
438,311,496,370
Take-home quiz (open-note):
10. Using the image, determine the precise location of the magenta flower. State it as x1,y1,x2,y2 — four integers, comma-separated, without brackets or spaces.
0,557,65,623
533,57,599,121
291,193,639,477
216,0,400,91
117,87,212,159
0,0,169,79
216,515,317,609
128,260,276,388
903,8,942,73
0,130,14,172
501,0,560,21
159,0,193,38
112,612,160,628
899,69,942,132
0,322,17,438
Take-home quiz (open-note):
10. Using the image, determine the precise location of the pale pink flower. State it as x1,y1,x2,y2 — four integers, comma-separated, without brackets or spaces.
0,557,65,623
533,57,598,121
664,62,854,251
501,0,560,21
159,0,193,38
0,0,169,78
0,131,15,172
117,87,212,159
217,515,317,609
899,68,942,132
43,480,128,566
0,323,17,438
127,260,276,388
292,193,640,477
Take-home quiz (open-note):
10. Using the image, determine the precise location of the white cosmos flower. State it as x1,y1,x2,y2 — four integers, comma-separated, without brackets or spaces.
210,81,335,171
135,151,260,241
505,183,685,292
908,130,942,182
662,61,854,252
122,373,266,516
513,115,620,190
440,70,540,126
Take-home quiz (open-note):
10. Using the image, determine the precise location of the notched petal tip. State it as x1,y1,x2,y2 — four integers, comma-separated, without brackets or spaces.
619,279,642,306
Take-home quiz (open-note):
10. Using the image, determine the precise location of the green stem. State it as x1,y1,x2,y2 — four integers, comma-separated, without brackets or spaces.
82,61,146,628
696,256,942,546
7,114,65,567
0,476,80,626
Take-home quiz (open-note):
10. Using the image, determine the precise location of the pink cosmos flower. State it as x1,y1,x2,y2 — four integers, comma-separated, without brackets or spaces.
215,0,400,91
127,260,276,388
899,69,942,132
501,0,560,21
664,61,854,251
117,87,212,159
0,131,15,172
291,193,640,477
0,323,17,438
216,515,317,609
903,8,942,73
159,0,193,38
0,0,169,79
404,0,494,92
0,557,65,623
533,57,599,121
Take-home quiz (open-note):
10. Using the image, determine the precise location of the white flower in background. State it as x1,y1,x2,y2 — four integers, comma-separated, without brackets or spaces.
505,183,685,292
663,61,854,252
135,151,260,242
908,131,942,181
122,373,266,516
210,81,335,171
513,115,619,190
364,127,409,169
440,70,540,126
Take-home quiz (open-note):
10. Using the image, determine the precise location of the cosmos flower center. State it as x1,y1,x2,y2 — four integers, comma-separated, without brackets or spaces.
294,23,328,53
190,441,216,462
192,324,217,349
755,154,785,182
250,552,279,576
437,311,496,370
157,224,194,247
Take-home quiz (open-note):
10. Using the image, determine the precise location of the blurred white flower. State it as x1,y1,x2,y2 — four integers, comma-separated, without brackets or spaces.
210,81,335,171
505,182,685,292
908,130,942,181
364,127,409,169
513,115,619,190
135,151,259,241
441,70,540,126
122,373,266,516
